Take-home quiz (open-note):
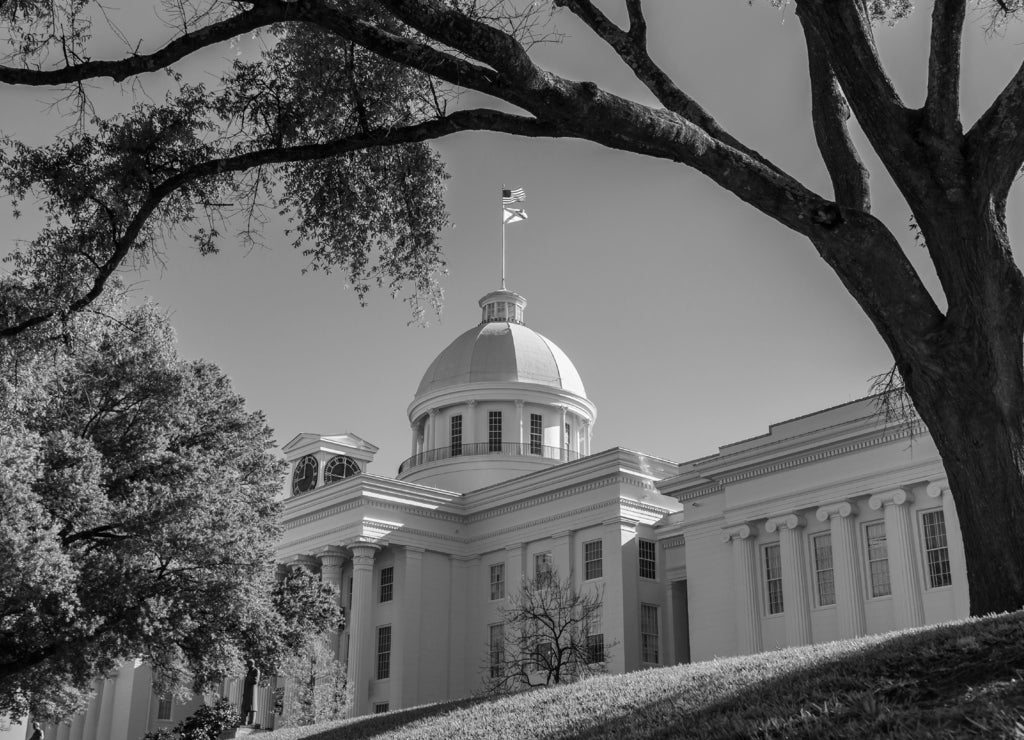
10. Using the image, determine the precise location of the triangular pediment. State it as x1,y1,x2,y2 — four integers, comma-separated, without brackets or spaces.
282,432,379,462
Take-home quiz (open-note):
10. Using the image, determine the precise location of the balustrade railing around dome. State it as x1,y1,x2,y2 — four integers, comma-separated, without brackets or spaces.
398,442,582,475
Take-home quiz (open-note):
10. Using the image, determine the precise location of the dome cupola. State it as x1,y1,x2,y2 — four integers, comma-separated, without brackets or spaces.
399,290,596,492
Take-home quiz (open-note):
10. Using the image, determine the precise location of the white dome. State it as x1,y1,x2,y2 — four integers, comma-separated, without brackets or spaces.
415,321,587,398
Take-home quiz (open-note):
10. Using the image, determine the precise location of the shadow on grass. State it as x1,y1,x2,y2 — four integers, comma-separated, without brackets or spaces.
531,611,1024,739
263,612,1024,740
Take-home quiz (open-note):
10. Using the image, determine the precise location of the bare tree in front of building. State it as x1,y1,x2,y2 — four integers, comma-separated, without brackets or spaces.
276,636,349,727
484,572,612,693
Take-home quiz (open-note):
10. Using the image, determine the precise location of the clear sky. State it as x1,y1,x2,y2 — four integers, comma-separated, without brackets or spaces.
3,2,1024,477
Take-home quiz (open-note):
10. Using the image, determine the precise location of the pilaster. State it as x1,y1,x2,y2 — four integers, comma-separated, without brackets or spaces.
869,489,925,629
927,479,970,618
722,524,761,655
95,677,115,740
515,400,525,447
395,546,424,710
816,502,865,638
551,530,573,581
603,516,637,673
466,400,478,447
448,555,474,699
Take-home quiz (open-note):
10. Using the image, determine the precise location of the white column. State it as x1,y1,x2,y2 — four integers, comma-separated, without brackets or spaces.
80,677,103,740
347,543,379,717
765,514,812,647
583,421,591,456
722,524,761,655
319,546,348,659
558,406,568,458
505,543,524,591
927,479,970,618
447,555,472,699
426,409,437,451
869,489,925,629
95,677,115,740
602,517,636,674
466,400,478,452
410,421,419,458
816,502,866,638
515,400,525,449
396,546,424,710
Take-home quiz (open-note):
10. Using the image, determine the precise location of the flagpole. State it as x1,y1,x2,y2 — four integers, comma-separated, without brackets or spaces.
501,185,506,290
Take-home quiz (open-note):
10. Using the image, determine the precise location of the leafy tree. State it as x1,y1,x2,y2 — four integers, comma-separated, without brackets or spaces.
3,1,1024,615
0,292,334,720
276,635,349,727
485,572,610,692
143,697,241,740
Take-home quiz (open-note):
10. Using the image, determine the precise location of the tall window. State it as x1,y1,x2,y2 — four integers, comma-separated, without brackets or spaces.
583,539,603,580
638,538,657,579
865,522,892,597
488,411,502,452
922,510,953,588
587,633,605,664
530,413,543,455
489,623,504,678
376,625,392,680
764,543,784,615
379,566,394,603
157,696,173,721
812,533,836,607
450,414,463,456
534,552,553,588
490,562,505,600
640,603,659,664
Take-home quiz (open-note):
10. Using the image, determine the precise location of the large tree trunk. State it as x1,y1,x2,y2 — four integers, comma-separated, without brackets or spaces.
912,380,1024,615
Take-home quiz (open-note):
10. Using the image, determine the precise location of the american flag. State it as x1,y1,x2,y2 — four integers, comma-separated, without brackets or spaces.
502,187,526,205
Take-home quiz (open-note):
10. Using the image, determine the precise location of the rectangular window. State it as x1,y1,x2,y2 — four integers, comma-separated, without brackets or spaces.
450,414,462,456
865,522,892,597
374,703,389,714
812,533,836,607
376,625,392,680
586,633,605,664
489,623,504,678
490,562,505,600
488,411,502,452
530,413,543,455
638,538,657,579
379,566,394,603
922,510,953,588
157,696,173,721
534,551,553,588
583,539,603,580
764,543,784,615
640,603,659,664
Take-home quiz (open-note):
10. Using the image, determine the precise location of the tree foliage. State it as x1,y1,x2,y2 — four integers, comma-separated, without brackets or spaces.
4,0,1024,615
0,291,335,720
485,572,610,693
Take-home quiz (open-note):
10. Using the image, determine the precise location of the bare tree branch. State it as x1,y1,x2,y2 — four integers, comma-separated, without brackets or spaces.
799,18,870,210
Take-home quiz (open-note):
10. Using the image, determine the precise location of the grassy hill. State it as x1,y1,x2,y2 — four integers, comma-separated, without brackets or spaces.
261,611,1024,739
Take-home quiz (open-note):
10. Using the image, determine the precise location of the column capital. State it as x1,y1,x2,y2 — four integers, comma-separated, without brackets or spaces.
515,399,524,408
318,545,348,569
428,407,438,417
815,501,857,522
765,514,805,533
468,399,478,407
283,554,321,574
869,488,912,510
721,523,756,543
926,479,950,499
349,542,380,568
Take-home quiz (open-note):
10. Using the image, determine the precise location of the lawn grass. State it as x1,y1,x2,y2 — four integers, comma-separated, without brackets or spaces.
259,611,1024,739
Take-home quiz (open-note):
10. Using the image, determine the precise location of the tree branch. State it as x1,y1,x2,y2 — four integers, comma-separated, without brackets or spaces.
924,0,966,138
966,59,1024,202
0,3,290,85
800,18,870,210
0,110,559,338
